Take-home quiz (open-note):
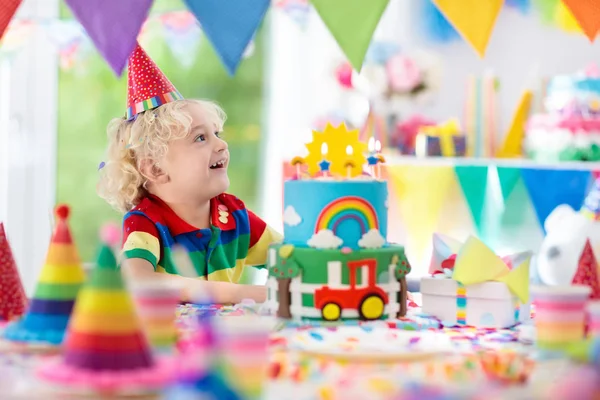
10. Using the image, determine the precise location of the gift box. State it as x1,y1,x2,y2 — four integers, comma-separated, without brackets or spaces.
421,235,531,328
415,119,467,157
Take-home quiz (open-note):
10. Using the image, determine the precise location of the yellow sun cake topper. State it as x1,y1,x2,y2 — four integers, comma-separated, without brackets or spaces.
304,123,368,177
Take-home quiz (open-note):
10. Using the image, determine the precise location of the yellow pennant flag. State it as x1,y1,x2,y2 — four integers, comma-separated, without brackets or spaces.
555,1,584,34
387,165,454,258
432,0,504,57
496,90,532,158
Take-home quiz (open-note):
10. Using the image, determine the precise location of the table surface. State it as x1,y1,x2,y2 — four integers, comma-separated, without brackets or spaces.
0,301,591,400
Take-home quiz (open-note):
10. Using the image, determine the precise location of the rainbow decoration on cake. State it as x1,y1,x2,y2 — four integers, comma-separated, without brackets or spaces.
315,196,379,236
38,240,175,394
3,205,85,347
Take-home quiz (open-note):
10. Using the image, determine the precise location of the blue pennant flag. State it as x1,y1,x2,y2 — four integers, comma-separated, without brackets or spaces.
184,0,270,75
521,168,592,232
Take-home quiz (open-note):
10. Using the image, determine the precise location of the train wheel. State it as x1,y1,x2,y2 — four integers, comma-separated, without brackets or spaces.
359,295,384,320
321,303,342,321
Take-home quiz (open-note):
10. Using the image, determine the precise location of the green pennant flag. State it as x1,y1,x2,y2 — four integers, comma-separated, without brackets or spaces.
310,0,390,71
455,166,488,233
496,166,521,202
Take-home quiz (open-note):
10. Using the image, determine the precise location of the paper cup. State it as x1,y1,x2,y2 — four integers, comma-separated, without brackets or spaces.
214,316,276,399
587,301,600,338
532,285,590,350
130,280,183,352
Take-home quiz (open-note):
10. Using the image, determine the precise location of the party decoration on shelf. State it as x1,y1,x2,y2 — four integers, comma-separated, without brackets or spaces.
183,0,270,75
0,223,27,322
3,205,85,347
432,0,504,57
455,166,489,234
38,240,175,394
521,168,591,231
65,0,152,76
415,118,466,157
422,235,531,328
582,177,600,221
464,72,498,157
0,0,22,41
393,115,436,155
310,0,390,71
561,0,600,41
571,240,600,299
497,89,532,158
303,123,367,177
126,43,183,121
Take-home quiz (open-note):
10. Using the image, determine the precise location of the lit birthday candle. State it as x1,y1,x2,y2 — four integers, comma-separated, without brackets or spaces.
319,142,330,177
367,137,378,177
290,156,305,180
345,145,354,179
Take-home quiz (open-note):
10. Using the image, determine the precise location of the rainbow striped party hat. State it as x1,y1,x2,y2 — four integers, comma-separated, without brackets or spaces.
38,241,176,394
3,205,85,346
581,177,600,221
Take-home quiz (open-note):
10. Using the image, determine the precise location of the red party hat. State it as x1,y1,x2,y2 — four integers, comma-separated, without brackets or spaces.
0,223,27,321
572,239,600,299
126,43,183,120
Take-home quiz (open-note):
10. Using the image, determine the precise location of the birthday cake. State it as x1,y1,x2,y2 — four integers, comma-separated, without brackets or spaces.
266,123,411,322
525,65,600,162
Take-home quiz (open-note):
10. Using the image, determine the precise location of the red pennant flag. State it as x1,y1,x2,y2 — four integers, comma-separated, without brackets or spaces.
572,239,600,299
0,0,22,41
562,0,600,42
0,223,27,321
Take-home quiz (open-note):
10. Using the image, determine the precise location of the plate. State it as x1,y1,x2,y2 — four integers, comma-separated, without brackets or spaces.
288,326,455,363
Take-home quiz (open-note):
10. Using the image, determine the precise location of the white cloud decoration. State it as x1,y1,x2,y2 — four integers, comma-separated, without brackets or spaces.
358,229,386,249
307,229,343,249
283,205,302,226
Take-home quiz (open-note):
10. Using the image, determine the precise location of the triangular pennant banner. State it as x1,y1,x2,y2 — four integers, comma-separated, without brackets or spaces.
432,0,504,57
184,0,270,75
455,166,488,233
310,0,390,71
0,0,22,41
496,167,521,201
521,168,591,231
561,0,600,41
387,165,455,258
65,0,152,76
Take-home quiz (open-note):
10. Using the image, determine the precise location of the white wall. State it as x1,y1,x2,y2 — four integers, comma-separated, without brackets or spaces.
0,0,59,294
262,1,600,230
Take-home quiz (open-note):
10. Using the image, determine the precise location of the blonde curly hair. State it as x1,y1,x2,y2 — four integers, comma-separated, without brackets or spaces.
97,99,227,213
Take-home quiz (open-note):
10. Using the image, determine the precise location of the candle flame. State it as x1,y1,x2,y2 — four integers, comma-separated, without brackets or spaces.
321,142,328,155
346,145,353,156
375,140,382,152
368,137,375,152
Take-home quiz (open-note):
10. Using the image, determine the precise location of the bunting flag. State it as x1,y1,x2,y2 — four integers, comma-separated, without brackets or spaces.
521,168,591,231
184,0,270,75
65,0,153,76
0,0,22,41
505,0,531,13
419,0,460,43
496,166,521,202
310,0,390,71
555,0,584,33
497,89,532,158
387,165,455,261
561,0,600,41
432,0,504,57
533,0,560,23
455,166,488,233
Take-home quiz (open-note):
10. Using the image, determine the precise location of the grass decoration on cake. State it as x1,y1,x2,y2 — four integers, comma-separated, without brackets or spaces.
3,205,85,347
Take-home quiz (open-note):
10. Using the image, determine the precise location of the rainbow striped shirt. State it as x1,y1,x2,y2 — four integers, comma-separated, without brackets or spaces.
121,194,282,282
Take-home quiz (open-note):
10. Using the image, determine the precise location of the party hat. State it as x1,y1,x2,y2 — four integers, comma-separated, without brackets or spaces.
581,177,600,220
572,240,600,299
3,205,85,346
0,223,27,321
38,241,176,394
126,43,183,120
